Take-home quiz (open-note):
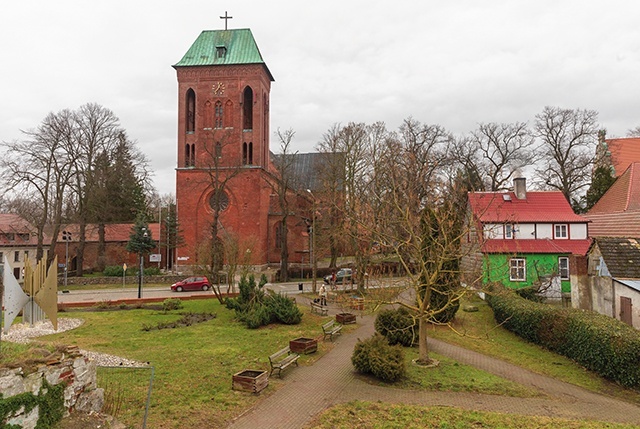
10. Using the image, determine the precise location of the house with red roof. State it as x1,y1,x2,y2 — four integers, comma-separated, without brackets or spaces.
596,135,640,178
577,162,640,326
463,178,591,299
0,213,48,282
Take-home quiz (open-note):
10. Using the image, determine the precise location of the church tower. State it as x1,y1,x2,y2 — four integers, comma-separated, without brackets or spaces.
173,26,275,270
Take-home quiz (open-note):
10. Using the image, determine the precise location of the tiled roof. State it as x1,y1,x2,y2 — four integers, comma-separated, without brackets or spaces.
588,162,640,215
482,238,592,255
596,237,640,279
173,29,274,81
58,223,160,243
605,138,640,177
468,191,585,223
584,211,640,238
0,213,42,246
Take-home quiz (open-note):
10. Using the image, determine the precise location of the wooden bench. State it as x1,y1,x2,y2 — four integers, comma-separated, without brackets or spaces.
310,302,328,316
322,320,342,341
268,347,300,378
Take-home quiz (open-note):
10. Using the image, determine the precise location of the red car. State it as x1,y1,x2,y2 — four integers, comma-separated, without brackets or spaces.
171,276,210,292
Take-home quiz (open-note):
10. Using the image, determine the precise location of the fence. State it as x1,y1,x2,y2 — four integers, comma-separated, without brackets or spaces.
98,365,154,429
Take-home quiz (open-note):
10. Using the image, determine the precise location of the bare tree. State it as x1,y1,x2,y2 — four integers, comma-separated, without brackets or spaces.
534,106,599,210
362,119,474,365
268,128,299,282
470,122,536,191
1,109,77,263
193,128,243,303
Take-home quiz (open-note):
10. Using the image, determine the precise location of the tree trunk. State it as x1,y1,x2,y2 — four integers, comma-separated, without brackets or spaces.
418,315,430,364
280,218,289,282
76,223,86,277
97,223,106,272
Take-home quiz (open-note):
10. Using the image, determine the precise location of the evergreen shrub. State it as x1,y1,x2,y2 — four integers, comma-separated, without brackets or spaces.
351,334,406,382
374,307,417,346
488,284,640,388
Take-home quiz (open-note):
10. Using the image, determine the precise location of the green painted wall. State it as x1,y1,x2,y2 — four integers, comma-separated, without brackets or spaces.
483,253,571,293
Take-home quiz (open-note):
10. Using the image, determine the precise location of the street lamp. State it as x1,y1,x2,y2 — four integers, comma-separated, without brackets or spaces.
138,228,148,299
61,230,72,287
306,189,317,293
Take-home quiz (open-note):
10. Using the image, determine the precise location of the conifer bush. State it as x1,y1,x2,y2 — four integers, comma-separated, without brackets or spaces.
352,334,406,382
374,307,417,346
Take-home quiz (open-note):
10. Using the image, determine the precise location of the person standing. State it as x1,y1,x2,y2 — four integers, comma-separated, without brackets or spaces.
319,284,327,306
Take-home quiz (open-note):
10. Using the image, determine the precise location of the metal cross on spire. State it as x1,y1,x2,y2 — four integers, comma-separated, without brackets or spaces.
220,11,233,30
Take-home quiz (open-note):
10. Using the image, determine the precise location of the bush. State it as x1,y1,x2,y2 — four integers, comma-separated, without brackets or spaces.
488,284,640,388
144,267,161,276
375,308,417,346
103,265,125,277
267,293,303,325
352,334,406,382
228,274,302,328
162,298,183,312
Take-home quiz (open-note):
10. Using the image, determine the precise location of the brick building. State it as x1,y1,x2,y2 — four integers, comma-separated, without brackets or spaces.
172,27,312,271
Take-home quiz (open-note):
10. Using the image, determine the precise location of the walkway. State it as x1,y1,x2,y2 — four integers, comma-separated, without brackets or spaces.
226,300,640,428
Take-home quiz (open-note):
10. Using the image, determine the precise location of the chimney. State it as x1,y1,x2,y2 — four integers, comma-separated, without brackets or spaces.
514,177,526,200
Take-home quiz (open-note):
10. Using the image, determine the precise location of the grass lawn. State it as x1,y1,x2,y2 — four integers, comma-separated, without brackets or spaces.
305,401,639,429
40,299,348,428
14,291,640,428
427,295,640,403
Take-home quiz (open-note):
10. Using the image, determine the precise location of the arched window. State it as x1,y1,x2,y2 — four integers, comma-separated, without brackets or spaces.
242,86,253,130
214,101,223,129
215,142,222,159
242,142,248,165
248,142,253,165
186,89,195,133
185,144,191,167
191,144,196,166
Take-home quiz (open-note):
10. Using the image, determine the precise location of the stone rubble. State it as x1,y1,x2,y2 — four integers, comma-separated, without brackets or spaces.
3,318,149,368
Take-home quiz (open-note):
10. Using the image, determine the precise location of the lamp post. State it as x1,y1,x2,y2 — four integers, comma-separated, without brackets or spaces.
61,230,72,287
306,189,317,293
138,228,148,299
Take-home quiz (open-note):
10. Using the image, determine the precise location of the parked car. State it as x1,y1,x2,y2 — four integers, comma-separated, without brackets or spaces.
171,276,210,292
323,268,352,285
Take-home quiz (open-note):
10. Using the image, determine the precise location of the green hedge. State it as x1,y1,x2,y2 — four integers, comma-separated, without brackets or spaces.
488,285,640,388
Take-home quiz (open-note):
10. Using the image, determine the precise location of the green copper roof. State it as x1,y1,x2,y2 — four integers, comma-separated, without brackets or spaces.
173,28,274,81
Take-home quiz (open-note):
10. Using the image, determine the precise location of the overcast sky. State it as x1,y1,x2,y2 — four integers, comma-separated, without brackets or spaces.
2,1,639,196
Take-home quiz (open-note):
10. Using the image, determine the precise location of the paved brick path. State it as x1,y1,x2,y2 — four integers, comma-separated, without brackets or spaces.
226,304,640,429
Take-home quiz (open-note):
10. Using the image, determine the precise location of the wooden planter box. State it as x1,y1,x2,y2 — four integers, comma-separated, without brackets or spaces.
289,337,318,354
232,369,269,393
336,312,356,324
350,297,364,310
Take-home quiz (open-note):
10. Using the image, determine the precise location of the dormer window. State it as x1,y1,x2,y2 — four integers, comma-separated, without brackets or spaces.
216,46,227,58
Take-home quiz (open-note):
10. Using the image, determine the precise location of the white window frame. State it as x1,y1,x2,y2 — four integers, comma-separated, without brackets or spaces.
554,224,568,239
558,257,569,280
505,224,514,239
509,258,526,281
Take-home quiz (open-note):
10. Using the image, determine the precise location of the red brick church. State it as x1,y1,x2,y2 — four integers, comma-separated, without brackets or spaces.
172,24,315,271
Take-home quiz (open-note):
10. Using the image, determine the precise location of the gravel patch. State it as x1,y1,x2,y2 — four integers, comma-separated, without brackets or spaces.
3,318,149,367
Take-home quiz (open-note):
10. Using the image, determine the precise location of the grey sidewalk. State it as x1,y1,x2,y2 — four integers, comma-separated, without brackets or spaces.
226,304,640,428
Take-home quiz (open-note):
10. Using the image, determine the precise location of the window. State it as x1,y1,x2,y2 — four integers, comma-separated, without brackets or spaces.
215,142,222,159
24,250,29,260
242,86,253,130
505,224,514,239
186,89,196,133
216,46,227,58
558,257,569,280
214,101,223,129
14,251,20,262
509,258,526,281
554,224,568,239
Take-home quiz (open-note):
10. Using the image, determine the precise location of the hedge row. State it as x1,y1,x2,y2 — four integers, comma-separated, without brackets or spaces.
488,286,640,388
